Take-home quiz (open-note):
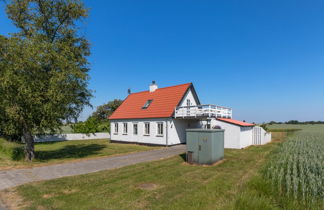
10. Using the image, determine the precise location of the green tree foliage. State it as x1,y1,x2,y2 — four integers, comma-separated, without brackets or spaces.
91,99,123,121
0,0,92,161
72,117,99,134
72,99,122,134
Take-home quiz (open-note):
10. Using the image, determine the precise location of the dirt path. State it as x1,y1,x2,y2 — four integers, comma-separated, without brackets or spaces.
0,145,185,191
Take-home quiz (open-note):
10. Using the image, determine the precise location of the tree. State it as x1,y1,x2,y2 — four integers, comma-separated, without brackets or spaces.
0,0,92,161
91,99,123,121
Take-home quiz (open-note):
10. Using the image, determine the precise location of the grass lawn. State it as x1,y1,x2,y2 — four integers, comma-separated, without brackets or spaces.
0,139,157,170
4,142,278,209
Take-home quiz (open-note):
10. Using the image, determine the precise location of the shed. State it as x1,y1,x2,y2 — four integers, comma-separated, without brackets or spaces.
211,118,255,149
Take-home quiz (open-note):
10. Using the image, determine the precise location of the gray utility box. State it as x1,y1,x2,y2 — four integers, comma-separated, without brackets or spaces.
186,129,224,165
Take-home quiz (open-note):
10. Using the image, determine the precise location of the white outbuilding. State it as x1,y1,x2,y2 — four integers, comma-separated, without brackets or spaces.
211,118,271,149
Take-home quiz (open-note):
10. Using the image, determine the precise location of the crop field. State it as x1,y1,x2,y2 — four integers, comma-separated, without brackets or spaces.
268,123,324,132
263,124,324,208
265,133,323,200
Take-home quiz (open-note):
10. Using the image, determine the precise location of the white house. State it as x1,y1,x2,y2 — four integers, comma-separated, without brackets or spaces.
109,82,270,148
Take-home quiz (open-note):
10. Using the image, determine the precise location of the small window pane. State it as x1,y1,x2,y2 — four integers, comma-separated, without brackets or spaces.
157,122,163,136
123,123,128,134
144,122,150,135
133,123,138,135
114,123,118,133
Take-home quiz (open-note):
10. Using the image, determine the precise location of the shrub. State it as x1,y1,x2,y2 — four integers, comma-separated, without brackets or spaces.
72,117,110,134
0,138,24,160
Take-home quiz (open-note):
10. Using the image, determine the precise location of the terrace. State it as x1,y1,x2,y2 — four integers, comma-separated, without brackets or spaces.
174,104,232,119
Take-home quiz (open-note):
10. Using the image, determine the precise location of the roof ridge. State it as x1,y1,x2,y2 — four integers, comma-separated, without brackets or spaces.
129,83,192,95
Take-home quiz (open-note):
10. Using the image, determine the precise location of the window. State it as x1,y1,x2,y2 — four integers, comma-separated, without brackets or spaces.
142,99,153,109
123,123,128,134
144,122,150,135
186,99,191,106
114,123,118,134
133,123,138,135
157,122,163,136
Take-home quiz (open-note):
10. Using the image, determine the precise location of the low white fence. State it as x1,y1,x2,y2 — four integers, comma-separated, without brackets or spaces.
34,133,110,143
252,126,271,145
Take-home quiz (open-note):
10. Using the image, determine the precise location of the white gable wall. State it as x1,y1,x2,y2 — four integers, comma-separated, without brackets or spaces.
179,88,199,107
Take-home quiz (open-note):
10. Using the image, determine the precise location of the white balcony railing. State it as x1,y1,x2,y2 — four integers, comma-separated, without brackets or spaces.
174,104,232,119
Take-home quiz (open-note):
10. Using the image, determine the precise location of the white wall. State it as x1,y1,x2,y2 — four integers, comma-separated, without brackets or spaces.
110,118,200,145
34,133,110,142
211,119,241,149
179,88,199,107
240,127,253,148
110,118,169,145
169,119,200,145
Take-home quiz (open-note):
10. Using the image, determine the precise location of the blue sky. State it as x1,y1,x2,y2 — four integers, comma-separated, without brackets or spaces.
1,0,324,123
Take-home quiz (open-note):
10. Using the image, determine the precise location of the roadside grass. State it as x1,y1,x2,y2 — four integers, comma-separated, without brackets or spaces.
0,139,156,170
10,142,278,209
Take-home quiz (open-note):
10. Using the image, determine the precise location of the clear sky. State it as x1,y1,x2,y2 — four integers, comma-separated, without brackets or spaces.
1,0,324,123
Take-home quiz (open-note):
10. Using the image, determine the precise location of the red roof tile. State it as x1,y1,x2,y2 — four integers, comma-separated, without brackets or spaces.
109,83,192,120
217,118,255,127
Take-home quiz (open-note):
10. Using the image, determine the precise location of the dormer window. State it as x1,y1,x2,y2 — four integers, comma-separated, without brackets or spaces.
142,99,153,109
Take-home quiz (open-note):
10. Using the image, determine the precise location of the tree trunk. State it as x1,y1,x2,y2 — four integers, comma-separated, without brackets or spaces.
23,128,35,161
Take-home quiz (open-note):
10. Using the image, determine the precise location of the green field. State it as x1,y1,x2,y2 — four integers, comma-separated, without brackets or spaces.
268,123,324,132
8,143,277,210
0,139,156,169
2,124,323,209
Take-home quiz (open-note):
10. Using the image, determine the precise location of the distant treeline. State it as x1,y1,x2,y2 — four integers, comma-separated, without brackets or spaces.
268,120,324,125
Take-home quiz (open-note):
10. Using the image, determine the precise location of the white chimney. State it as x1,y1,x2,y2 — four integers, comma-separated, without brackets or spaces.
149,81,158,92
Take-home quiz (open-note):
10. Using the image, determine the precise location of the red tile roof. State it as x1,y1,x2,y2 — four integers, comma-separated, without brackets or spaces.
217,118,255,127
109,83,192,120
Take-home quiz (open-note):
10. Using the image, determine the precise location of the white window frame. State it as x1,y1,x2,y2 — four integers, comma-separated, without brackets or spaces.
156,122,164,136
123,122,128,135
133,123,138,135
144,122,150,136
114,123,118,134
